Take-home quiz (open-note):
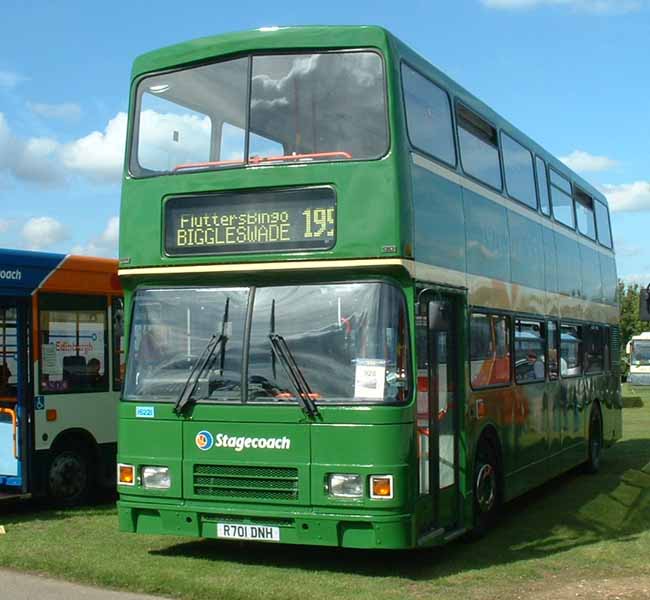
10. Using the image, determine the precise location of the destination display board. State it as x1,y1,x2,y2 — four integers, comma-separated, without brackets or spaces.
164,187,336,256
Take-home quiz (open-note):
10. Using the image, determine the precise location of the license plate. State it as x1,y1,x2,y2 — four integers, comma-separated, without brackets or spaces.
216,523,280,542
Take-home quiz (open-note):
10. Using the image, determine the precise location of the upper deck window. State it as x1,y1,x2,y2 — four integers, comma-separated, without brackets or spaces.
549,168,575,229
594,200,613,249
401,64,455,166
535,156,551,216
574,188,596,240
130,51,388,177
456,104,502,191
501,132,536,210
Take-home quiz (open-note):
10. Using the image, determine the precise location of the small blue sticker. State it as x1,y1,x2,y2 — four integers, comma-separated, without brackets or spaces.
35,396,45,410
136,406,155,418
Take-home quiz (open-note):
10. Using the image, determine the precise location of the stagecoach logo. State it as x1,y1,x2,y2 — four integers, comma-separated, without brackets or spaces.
195,431,292,452
0,268,22,281
195,430,214,451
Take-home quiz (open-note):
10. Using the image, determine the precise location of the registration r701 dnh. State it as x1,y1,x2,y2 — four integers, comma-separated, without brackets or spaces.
217,523,280,542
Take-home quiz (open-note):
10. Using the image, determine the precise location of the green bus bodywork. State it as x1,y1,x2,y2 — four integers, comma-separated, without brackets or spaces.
117,26,622,549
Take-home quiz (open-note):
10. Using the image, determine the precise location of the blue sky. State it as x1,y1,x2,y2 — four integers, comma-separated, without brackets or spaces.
0,0,648,281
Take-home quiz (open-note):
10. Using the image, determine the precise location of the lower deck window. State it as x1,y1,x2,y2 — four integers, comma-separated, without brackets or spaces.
514,319,545,383
470,313,510,388
560,324,583,377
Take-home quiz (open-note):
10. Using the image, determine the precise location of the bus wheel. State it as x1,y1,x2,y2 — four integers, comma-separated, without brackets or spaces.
473,438,501,535
584,405,603,474
48,446,90,506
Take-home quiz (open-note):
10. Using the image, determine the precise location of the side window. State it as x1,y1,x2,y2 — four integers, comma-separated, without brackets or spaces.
456,104,502,190
514,319,545,383
112,297,125,391
535,156,551,216
402,64,456,166
550,169,575,228
39,295,108,394
594,200,613,249
547,320,559,380
575,188,597,240
502,133,536,210
470,312,510,388
584,325,604,374
560,323,583,377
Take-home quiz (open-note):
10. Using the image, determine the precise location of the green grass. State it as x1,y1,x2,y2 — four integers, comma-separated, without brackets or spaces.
1,389,650,600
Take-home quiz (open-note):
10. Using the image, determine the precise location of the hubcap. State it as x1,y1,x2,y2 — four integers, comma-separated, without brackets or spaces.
476,463,496,512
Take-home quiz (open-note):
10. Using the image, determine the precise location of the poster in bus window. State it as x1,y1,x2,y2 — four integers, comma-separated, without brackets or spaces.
41,314,105,392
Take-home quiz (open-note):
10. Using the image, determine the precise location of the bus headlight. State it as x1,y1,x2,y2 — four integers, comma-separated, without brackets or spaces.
327,474,362,498
142,466,171,489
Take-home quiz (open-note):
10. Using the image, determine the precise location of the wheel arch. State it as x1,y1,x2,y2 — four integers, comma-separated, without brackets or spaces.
474,423,504,490
50,427,100,462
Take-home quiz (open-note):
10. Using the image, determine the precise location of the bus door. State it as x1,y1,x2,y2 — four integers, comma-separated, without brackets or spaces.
0,301,29,495
417,291,461,537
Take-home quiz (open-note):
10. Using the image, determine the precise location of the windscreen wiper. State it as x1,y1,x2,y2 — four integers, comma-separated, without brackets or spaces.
174,334,227,415
268,333,320,419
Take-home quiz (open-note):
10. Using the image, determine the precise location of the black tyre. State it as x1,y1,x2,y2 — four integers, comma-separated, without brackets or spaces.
584,405,603,474
472,438,501,535
48,446,91,506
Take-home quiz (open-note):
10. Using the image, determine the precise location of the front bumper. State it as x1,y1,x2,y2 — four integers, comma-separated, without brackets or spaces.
117,498,414,549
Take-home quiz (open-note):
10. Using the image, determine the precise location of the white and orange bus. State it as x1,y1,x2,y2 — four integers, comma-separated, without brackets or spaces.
0,249,123,504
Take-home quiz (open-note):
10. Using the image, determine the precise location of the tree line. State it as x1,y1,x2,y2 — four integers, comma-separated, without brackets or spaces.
618,280,647,363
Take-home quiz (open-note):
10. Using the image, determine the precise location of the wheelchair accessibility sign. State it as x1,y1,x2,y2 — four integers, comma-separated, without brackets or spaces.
35,396,45,410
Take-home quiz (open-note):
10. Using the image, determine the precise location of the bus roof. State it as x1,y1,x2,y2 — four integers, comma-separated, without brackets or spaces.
0,248,120,297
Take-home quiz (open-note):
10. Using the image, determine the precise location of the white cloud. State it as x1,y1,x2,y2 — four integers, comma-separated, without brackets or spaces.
27,101,82,121
480,0,646,13
0,113,62,185
0,111,127,186
602,181,650,212
71,216,119,257
21,217,69,250
61,112,127,183
0,70,27,89
560,149,618,173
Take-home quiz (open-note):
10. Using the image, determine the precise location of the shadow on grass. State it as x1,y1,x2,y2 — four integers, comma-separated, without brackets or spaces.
0,490,116,524
150,436,650,580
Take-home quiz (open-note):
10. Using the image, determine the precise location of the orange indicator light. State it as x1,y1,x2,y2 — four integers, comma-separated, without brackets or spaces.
46,409,57,422
371,476,393,499
118,464,135,486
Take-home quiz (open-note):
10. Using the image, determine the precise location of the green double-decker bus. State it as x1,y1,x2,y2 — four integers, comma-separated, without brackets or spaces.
116,26,622,549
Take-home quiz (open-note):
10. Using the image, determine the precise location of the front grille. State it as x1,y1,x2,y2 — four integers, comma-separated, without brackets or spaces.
193,464,299,500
